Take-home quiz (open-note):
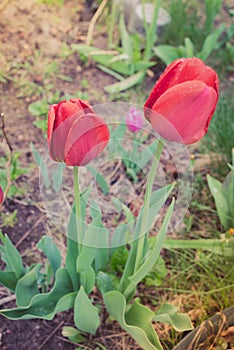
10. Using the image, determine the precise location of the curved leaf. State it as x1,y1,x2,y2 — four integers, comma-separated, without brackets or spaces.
74,286,100,334
105,291,163,350
153,303,193,332
0,268,74,320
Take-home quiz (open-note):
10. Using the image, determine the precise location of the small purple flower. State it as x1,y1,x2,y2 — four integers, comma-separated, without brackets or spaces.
126,107,143,133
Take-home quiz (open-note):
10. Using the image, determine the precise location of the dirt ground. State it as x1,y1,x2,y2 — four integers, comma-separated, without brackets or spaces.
0,0,233,349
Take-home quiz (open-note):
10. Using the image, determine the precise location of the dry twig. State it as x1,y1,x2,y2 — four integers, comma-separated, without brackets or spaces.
86,0,108,46
0,113,13,206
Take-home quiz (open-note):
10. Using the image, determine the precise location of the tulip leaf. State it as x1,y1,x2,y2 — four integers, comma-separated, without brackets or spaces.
119,12,133,73
80,267,96,295
74,286,100,334
31,143,50,189
0,268,74,320
207,174,231,229
66,188,91,290
62,326,87,343
153,303,193,332
135,184,174,238
104,70,146,93
130,199,174,285
96,271,114,295
0,271,18,291
104,291,163,350
52,162,66,192
87,165,109,195
97,64,124,81
37,236,61,276
15,264,41,307
72,44,131,75
198,24,225,60
4,235,25,279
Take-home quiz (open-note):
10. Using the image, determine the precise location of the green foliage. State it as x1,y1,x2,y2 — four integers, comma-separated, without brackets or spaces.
105,291,192,350
36,0,64,6
153,303,193,332
28,90,88,134
74,286,100,334
201,91,234,162
155,24,225,65
72,1,161,92
0,152,27,198
207,149,234,230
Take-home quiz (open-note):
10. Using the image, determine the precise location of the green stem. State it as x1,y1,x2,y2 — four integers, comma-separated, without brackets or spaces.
133,139,164,272
73,166,82,254
119,139,164,294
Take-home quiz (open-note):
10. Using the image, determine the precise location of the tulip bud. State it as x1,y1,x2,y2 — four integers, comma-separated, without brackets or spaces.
144,58,219,144
126,107,143,133
48,98,109,166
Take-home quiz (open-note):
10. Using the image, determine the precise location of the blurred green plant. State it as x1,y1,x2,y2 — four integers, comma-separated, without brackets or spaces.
72,0,162,93
154,23,225,65
28,91,89,134
207,149,234,231
154,0,234,67
36,0,64,5
201,90,234,162
162,0,223,49
0,114,26,204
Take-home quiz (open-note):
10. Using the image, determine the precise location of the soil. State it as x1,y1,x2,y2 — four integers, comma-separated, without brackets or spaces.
0,0,233,349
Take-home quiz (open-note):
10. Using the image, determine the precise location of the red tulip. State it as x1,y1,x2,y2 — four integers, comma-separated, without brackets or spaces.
48,98,110,166
0,187,3,205
144,58,219,144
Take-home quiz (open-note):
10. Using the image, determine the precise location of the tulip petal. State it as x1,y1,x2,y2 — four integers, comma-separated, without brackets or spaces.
47,105,56,152
64,114,110,166
150,80,217,144
48,99,95,162
144,58,219,118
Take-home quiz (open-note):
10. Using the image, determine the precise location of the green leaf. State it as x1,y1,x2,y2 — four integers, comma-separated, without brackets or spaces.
62,326,87,343
65,187,92,291
162,238,233,256
0,268,74,320
97,64,124,81
119,11,133,70
154,45,180,65
72,44,131,75
207,174,230,229
37,236,61,276
0,271,18,291
87,165,109,195
74,286,100,334
153,303,193,332
15,264,41,307
52,162,65,192
96,271,114,295
128,199,174,288
80,267,96,295
4,235,25,279
184,37,194,57
104,70,146,93
198,24,225,60
222,170,234,227
31,143,50,188
105,291,163,350
28,100,48,117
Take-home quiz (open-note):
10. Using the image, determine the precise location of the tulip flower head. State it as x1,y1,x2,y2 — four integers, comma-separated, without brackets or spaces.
0,187,3,205
144,58,219,144
48,98,110,166
126,107,143,133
